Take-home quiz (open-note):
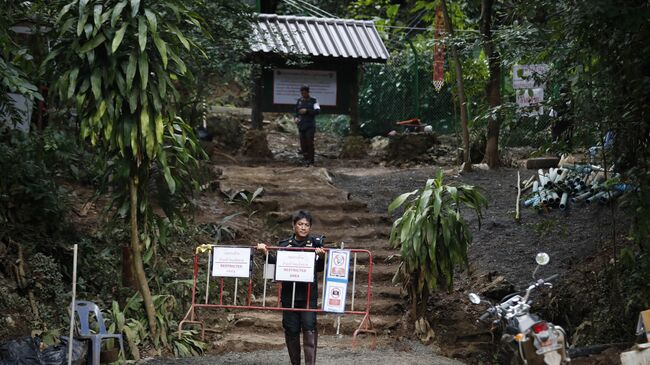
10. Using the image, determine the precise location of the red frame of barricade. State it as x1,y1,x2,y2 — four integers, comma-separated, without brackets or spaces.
179,245,375,345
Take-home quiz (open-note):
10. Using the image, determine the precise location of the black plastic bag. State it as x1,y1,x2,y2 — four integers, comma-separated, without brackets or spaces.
41,337,86,365
0,336,43,365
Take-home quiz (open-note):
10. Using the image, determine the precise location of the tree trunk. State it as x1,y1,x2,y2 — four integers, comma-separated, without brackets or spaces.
130,177,158,338
251,64,264,130
481,0,502,168
441,0,472,172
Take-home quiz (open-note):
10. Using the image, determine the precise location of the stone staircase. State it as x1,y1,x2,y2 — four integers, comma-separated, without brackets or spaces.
212,166,405,351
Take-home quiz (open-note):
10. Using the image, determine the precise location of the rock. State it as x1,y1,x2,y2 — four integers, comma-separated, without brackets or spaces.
387,133,436,162
206,115,244,152
480,275,515,301
234,317,255,327
526,156,560,169
5,316,15,327
240,130,273,159
369,136,389,158
274,115,298,135
340,136,368,159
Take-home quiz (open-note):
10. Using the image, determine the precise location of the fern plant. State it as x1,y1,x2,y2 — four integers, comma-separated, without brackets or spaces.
388,169,487,318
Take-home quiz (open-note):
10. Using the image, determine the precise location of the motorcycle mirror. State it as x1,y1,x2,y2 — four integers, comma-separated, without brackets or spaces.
469,293,481,305
535,252,550,266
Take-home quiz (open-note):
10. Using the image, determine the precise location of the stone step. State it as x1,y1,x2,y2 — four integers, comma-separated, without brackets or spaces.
256,198,368,214
227,310,401,334
267,211,390,227
248,295,404,315
211,329,382,354
323,226,391,242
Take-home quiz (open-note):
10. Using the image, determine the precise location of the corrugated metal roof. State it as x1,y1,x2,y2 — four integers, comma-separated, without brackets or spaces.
251,14,389,62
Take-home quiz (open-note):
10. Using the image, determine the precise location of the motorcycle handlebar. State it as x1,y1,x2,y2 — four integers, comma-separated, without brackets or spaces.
479,312,491,322
541,273,559,283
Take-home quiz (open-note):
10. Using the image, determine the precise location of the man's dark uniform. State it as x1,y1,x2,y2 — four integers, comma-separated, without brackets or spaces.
269,234,324,365
295,97,320,164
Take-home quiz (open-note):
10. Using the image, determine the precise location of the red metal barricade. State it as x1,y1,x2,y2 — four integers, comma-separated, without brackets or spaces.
178,245,375,344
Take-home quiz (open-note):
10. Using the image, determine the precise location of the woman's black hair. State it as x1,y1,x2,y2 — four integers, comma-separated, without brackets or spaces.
292,210,312,225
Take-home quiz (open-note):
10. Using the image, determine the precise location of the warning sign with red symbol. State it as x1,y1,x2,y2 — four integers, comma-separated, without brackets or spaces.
328,249,350,280
323,281,347,313
323,249,350,313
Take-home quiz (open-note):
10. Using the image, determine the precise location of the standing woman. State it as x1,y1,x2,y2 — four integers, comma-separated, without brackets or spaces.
257,210,325,365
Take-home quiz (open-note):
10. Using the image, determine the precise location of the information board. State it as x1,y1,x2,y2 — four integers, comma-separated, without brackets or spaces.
323,249,351,313
273,69,337,106
512,64,549,89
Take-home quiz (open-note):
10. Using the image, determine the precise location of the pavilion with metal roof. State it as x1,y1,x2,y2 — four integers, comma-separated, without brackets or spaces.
250,14,389,62
247,14,390,134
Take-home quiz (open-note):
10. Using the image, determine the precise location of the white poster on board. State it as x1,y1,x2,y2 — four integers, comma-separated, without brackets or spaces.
516,88,545,116
512,64,548,89
273,69,337,106
211,247,251,278
275,251,315,283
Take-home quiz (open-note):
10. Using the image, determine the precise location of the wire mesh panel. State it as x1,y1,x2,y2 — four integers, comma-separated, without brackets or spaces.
359,50,455,137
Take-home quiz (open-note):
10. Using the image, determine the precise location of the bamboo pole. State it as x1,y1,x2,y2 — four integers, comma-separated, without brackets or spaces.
516,171,521,222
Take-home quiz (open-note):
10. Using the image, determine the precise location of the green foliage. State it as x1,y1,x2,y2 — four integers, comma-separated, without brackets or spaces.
388,169,487,315
0,128,68,236
0,1,43,125
105,293,206,359
317,114,350,137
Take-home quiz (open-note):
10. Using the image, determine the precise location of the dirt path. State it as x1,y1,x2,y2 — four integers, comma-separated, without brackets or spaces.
140,339,463,365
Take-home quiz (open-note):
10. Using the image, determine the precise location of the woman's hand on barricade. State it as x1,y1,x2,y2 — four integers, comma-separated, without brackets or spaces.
315,247,325,256
256,243,269,254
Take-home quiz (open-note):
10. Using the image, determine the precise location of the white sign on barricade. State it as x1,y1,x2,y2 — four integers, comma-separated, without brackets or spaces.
323,249,351,313
211,247,251,278
275,251,315,283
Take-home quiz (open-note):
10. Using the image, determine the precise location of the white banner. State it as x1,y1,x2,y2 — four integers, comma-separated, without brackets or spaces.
273,69,337,106
211,247,251,278
512,64,549,89
275,251,315,283
323,281,347,313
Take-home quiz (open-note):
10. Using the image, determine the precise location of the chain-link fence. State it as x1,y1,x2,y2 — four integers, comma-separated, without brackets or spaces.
357,47,456,138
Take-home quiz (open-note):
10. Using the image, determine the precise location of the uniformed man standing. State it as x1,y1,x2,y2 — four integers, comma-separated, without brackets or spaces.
295,85,320,165
257,210,325,365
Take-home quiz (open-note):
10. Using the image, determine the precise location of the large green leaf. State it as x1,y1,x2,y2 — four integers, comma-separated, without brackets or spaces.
112,23,128,53
93,4,103,27
79,33,106,52
67,67,79,98
138,17,147,52
111,1,127,27
144,8,157,33
138,52,148,90
90,68,101,99
388,189,418,213
130,0,141,17
126,53,137,90
152,33,167,68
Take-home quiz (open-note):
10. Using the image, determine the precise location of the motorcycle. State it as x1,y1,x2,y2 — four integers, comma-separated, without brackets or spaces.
468,253,570,365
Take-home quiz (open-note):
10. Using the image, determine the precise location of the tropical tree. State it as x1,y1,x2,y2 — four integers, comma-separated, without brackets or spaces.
47,0,206,338
0,1,42,125
388,169,487,319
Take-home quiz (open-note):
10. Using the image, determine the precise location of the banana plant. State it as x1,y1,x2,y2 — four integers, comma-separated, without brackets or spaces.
388,169,487,318
47,0,207,339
